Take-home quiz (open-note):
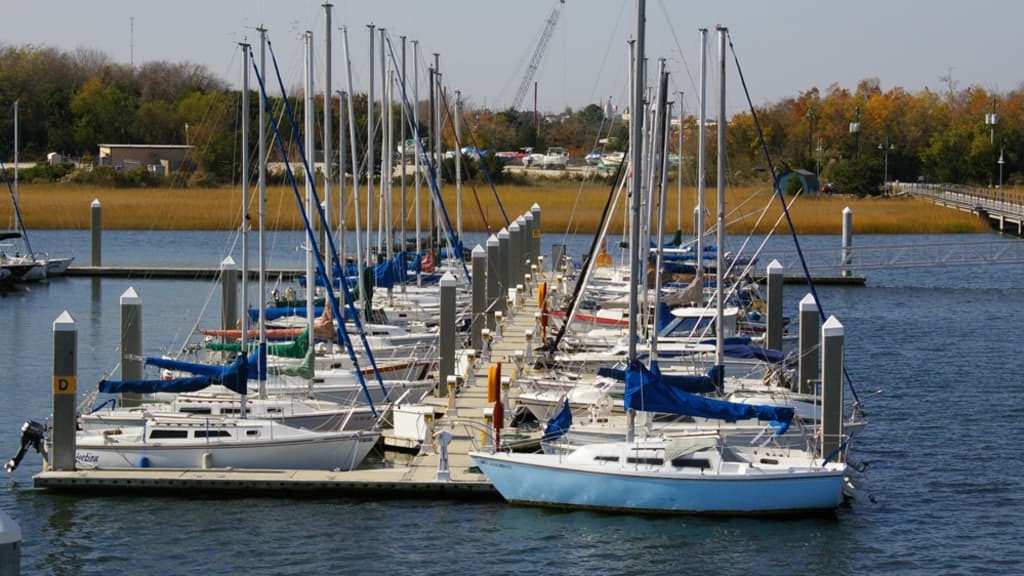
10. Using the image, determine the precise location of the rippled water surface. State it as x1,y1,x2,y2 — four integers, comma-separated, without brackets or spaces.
2,231,1022,575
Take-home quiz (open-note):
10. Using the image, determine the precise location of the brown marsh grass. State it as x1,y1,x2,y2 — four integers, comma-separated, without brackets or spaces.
2,181,991,235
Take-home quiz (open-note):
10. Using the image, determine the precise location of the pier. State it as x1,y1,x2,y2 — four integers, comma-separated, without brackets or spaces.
905,182,1024,237
35,222,552,500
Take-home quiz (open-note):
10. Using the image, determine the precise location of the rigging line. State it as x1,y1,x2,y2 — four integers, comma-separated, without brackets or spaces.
450,104,510,227
382,35,471,282
586,0,629,104
256,41,387,411
725,32,860,404
0,161,32,255
656,0,698,102
544,147,628,353
437,88,492,235
561,96,616,243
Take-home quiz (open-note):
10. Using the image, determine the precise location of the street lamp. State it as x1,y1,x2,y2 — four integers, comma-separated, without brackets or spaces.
879,137,894,192
816,137,823,181
985,101,998,187
849,105,861,159
998,147,1005,191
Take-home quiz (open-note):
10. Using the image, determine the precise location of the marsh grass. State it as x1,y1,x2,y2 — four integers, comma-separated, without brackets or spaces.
2,181,991,235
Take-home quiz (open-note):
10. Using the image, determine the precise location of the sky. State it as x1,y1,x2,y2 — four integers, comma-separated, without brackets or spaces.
3,0,1022,118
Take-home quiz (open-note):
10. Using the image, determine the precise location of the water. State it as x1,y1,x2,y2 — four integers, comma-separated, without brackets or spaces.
2,230,1023,575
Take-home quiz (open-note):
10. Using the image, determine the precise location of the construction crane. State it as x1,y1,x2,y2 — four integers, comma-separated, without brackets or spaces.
510,0,565,111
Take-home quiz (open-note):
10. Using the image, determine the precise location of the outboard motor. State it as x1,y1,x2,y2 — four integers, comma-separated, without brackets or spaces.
5,420,46,472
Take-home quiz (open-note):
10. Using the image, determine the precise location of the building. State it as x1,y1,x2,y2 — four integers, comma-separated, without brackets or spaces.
97,144,192,174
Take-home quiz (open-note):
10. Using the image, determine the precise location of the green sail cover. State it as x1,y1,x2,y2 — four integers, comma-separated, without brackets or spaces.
206,329,309,359
267,345,315,379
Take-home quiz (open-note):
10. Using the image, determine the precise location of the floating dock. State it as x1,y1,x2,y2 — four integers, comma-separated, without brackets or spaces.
34,271,547,499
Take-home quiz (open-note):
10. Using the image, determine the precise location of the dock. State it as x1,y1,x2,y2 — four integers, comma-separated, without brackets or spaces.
34,269,547,499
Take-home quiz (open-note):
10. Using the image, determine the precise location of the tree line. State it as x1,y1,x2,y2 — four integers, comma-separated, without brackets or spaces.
2,43,1021,193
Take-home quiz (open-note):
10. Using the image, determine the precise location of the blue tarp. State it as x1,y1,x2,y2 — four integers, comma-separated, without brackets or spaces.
698,338,784,363
99,353,252,395
623,361,793,430
544,399,573,440
597,361,717,394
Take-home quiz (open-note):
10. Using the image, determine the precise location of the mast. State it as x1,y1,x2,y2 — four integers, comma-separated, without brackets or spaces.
304,31,316,354
341,27,362,289
338,90,347,266
696,28,707,283
626,0,645,443
677,90,684,234
239,41,251,418
715,25,727,392
366,24,376,268
400,35,408,293
455,89,463,242
413,40,422,286
378,28,388,258
322,2,334,286
257,27,268,400
650,59,668,363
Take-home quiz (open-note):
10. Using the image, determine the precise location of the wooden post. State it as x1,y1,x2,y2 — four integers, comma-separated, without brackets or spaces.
841,206,853,278
797,293,820,394
120,287,143,408
821,315,845,462
486,234,500,330
497,228,510,313
471,244,486,351
522,212,534,273
90,199,101,266
765,259,784,351
438,272,456,397
530,203,542,270
507,220,521,306
220,257,238,334
51,311,77,471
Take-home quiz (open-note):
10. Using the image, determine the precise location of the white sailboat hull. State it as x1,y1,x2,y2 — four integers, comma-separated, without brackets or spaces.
76,420,380,471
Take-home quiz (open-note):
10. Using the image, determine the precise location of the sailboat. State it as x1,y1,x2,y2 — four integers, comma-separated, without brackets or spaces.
471,17,848,515
1,101,73,280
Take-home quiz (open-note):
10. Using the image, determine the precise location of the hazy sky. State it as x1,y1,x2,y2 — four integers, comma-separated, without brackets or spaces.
3,0,1021,117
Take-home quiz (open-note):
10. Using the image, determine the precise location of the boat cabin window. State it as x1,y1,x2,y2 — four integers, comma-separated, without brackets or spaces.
194,430,231,438
220,408,240,415
246,430,259,437
593,455,619,463
626,456,664,466
671,457,711,469
149,429,188,439
178,407,212,415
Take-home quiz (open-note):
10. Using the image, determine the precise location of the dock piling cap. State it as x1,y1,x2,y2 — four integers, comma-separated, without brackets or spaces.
53,310,76,331
0,508,21,544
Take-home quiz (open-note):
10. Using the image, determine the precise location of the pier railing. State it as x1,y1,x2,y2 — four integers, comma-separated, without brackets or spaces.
902,182,1024,216
766,239,1024,273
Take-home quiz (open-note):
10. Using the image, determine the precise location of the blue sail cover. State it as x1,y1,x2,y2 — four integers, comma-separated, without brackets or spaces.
623,362,793,429
373,253,410,289
597,362,717,394
248,306,325,322
139,354,249,395
99,375,215,395
544,399,573,440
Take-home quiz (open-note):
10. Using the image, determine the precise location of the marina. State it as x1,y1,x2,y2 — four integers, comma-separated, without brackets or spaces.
3,0,1024,573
